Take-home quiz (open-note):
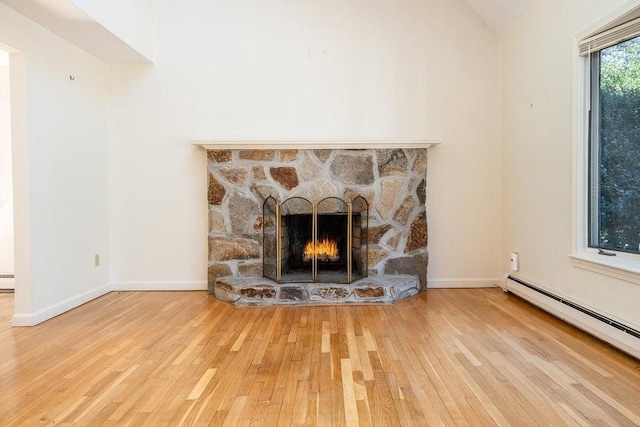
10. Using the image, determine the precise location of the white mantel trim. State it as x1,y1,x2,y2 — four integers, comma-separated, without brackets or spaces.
191,140,441,150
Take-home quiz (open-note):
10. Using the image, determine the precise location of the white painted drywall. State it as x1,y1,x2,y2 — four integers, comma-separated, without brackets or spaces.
106,0,502,289
501,0,640,328
0,3,110,323
464,0,537,32
0,49,13,285
70,0,155,62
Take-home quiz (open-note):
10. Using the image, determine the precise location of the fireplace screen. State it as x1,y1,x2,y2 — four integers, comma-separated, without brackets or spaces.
263,195,368,284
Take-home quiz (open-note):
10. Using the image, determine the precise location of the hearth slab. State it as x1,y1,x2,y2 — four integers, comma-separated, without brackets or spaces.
214,274,420,306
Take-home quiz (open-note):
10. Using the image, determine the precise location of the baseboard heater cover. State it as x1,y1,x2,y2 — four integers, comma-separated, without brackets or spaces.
507,275,640,341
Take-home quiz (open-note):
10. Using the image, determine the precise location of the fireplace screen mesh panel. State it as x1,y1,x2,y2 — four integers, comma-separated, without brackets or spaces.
281,197,314,283
351,195,369,282
262,195,368,284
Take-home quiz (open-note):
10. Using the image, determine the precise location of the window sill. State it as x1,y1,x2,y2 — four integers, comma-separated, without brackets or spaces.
570,252,640,285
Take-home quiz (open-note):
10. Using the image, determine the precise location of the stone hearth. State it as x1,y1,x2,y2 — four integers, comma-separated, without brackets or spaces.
214,274,419,305
206,147,429,305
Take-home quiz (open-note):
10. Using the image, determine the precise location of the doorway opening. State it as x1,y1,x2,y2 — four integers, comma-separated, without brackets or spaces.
0,49,14,292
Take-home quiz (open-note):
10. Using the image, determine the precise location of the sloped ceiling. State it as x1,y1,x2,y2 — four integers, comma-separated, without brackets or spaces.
464,0,537,32
1,0,536,62
0,0,150,63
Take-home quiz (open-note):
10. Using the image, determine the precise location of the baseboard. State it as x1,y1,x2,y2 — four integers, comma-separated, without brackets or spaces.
0,276,15,290
427,278,499,289
12,284,111,327
505,276,640,360
111,281,207,291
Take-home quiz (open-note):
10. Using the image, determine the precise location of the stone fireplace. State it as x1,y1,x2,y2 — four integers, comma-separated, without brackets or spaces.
204,145,431,305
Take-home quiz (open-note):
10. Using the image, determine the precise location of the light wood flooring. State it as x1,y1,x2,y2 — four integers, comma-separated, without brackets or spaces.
0,288,639,426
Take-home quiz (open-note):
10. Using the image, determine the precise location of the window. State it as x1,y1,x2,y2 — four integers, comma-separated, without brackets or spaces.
583,18,640,255
572,9,640,282
589,36,640,254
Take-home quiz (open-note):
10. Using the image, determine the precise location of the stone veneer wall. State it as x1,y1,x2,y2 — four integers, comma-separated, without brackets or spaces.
207,149,428,293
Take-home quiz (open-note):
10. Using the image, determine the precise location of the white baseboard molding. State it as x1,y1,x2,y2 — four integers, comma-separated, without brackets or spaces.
111,281,207,291
506,277,640,360
0,277,15,290
12,284,111,327
427,278,499,289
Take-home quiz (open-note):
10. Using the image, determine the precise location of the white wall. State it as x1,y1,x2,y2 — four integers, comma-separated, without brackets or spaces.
71,0,155,62
501,0,640,330
0,49,13,284
0,3,110,324
107,0,502,289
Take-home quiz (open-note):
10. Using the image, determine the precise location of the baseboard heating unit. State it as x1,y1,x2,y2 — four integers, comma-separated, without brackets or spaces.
505,275,640,359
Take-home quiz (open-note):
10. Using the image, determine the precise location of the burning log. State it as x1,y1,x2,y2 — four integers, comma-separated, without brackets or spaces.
303,237,339,262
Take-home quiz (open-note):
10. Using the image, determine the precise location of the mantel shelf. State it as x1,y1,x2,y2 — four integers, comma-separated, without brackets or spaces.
191,140,441,150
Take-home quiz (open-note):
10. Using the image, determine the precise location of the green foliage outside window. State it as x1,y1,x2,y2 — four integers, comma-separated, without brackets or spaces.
598,36,640,252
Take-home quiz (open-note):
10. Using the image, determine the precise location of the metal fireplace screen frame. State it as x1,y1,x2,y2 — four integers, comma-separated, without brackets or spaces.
262,195,369,284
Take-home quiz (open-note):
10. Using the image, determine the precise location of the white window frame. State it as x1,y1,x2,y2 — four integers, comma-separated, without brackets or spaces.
571,2,640,285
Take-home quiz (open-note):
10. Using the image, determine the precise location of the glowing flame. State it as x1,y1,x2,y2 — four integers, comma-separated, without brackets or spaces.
303,237,339,262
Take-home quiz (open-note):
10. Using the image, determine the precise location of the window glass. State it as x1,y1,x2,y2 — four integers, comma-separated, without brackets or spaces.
591,36,640,253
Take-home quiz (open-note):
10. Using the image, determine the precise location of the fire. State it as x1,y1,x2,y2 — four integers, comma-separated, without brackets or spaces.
303,237,339,262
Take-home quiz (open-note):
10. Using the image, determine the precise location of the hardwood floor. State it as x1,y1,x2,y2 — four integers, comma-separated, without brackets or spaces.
0,289,639,426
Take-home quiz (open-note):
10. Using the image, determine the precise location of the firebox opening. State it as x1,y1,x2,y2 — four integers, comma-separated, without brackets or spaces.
262,195,369,284
285,213,348,268
279,212,363,284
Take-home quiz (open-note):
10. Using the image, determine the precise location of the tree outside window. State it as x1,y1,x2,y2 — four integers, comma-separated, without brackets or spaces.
592,36,640,253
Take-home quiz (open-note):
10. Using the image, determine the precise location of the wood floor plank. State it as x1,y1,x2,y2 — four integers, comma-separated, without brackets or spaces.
340,358,358,426
187,368,217,400
0,289,639,425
